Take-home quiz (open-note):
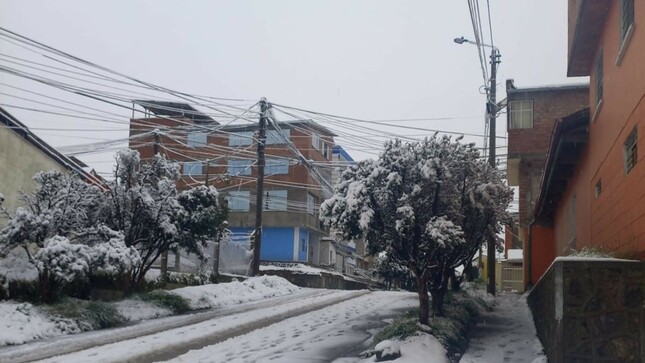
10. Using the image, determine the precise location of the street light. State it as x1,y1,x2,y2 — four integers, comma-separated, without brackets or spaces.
454,35,501,296
453,36,499,52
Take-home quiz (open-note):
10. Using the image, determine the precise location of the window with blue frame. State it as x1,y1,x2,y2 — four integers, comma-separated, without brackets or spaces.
186,132,207,147
265,158,289,175
228,131,254,146
263,190,287,211
182,161,203,176
227,191,250,211
228,159,253,176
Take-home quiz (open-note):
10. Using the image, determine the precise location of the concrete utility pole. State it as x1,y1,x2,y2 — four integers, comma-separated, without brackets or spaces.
204,160,221,280
487,49,501,296
251,99,268,276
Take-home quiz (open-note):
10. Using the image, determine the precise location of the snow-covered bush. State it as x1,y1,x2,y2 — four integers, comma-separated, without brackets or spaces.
35,236,90,284
89,235,141,277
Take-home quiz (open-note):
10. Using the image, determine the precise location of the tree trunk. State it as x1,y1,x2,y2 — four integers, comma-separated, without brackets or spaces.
450,269,461,291
415,275,430,325
431,270,451,316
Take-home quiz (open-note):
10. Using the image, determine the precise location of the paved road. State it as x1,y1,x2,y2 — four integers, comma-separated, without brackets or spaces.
0,289,341,363
21,290,416,363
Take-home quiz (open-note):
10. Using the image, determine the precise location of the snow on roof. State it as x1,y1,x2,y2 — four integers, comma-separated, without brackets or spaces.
507,82,589,94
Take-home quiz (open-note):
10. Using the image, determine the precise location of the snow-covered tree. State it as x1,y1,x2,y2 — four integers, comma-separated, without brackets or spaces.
320,136,511,324
0,171,105,257
104,150,227,289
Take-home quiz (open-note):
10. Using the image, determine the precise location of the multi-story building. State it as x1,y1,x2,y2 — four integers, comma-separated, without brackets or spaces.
129,101,336,265
530,0,645,272
504,81,589,286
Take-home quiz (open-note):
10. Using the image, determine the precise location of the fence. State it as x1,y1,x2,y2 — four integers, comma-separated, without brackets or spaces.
500,260,524,292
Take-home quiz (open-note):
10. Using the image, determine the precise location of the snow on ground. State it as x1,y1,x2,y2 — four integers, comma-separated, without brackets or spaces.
34,290,364,363
459,292,547,363
0,276,301,347
113,299,172,322
167,291,417,363
0,303,63,346
260,263,344,277
172,275,301,309
335,334,449,363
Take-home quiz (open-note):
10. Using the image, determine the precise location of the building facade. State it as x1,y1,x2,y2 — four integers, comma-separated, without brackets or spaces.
129,101,336,265
0,107,99,224
528,0,645,285
505,81,589,285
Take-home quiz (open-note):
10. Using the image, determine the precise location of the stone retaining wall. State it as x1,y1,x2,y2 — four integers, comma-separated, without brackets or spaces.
527,258,645,363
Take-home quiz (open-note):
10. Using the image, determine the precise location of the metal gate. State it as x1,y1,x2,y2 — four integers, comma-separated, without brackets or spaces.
501,260,524,292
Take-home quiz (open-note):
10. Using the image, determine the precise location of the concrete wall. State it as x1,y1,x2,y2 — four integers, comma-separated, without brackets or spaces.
0,126,68,223
528,259,645,363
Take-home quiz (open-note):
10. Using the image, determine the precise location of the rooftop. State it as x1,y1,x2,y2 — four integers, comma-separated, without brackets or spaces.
133,100,217,123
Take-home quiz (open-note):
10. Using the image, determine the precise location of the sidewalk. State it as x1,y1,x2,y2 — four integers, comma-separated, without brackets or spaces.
460,292,547,363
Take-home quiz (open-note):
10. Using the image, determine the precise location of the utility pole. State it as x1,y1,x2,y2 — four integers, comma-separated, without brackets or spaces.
204,160,220,281
153,130,169,280
486,49,501,296
251,98,268,276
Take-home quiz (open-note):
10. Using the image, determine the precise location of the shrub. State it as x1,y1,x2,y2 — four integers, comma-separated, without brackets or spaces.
46,299,125,331
372,316,420,347
140,290,191,314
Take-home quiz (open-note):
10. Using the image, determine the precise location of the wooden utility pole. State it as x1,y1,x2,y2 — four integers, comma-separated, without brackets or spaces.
251,99,268,276
153,130,170,280
204,160,220,280
486,49,501,296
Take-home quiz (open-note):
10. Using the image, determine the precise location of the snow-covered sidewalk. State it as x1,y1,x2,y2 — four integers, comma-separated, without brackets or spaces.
460,293,547,363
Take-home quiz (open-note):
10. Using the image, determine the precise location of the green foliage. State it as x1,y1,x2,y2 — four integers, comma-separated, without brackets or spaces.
140,290,191,314
46,299,125,331
372,316,420,347
85,302,125,329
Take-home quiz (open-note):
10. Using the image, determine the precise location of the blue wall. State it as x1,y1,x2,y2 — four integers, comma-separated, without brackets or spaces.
298,228,309,262
262,227,295,261
229,227,309,262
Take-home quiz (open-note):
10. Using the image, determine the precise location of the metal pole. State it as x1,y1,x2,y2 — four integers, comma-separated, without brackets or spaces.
487,49,500,296
251,99,268,276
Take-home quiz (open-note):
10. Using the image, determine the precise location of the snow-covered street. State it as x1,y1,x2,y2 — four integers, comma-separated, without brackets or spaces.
459,293,547,363
17,290,415,363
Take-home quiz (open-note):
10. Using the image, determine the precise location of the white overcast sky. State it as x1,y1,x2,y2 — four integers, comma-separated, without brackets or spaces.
0,0,587,179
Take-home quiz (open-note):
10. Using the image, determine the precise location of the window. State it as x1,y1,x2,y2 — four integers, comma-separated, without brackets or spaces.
594,179,602,197
265,159,289,175
227,191,250,211
312,133,321,150
509,100,533,129
263,190,287,211
307,193,316,215
182,161,203,176
266,129,290,145
322,143,330,159
624,127,638,174
621,0,635,43
227,159,253,176
595,50,603,105
186,132,207,148
229,131,254,146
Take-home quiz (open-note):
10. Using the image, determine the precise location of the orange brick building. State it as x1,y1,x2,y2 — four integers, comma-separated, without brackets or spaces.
128,101,335,264
505,81,589,286
529,0,645,285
